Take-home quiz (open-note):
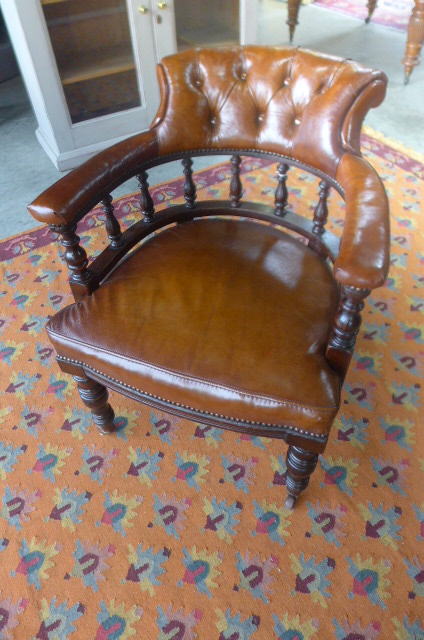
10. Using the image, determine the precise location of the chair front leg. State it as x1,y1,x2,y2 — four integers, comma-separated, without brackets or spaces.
326,285,370,380
74,371,116,434
285,445,319,509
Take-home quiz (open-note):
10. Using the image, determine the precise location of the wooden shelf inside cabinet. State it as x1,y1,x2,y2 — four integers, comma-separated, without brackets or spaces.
177,26,239,50
59,47,135,86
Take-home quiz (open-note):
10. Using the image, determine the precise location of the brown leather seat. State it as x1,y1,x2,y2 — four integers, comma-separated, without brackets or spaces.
46,217,340,437
27,46,390,508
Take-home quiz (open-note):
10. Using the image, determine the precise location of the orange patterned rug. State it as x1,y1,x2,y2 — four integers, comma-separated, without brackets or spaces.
0,129,423,639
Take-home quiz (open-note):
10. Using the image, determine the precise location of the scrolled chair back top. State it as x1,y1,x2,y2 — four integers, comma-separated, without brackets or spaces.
152,46,387,179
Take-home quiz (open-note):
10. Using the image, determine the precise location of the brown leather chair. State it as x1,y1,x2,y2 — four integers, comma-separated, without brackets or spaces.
28,46,390,509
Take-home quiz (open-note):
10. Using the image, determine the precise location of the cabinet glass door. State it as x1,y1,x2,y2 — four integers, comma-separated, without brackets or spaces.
41,0,142,124
153,0,259,63
174,0,240,50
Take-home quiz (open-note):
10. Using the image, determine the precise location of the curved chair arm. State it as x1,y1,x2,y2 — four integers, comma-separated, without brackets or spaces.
334,153,390,290
27,130,159,228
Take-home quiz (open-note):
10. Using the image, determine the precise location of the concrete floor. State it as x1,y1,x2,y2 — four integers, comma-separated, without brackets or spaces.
0,1,423,240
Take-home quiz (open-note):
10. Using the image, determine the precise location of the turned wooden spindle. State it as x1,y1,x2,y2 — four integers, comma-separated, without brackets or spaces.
327,286,370,377
74,372,116,434
101,194,122,248
275,162,289,217
230,155,242,208
182,157,197,209
54,224,98,300
287,0,301,42
285,445,319,509
365,0,377,23
56,225,90,284
312,180,330,235
137,171,155,223
403,0,424,84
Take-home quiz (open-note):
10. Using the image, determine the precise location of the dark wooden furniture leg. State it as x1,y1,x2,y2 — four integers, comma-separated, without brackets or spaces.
403,0,424,83
285,445,319,509
365,0,378,23
287,0,302,42
74,372,116,434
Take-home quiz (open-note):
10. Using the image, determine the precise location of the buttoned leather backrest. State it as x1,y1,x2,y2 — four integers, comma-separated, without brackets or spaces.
152,46,387,179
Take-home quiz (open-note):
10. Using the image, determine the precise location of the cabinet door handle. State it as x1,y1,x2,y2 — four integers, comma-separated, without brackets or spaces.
138,5,149,13
157,2,167,9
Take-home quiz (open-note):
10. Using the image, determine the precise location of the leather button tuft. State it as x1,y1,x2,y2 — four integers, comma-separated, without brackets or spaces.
294,118,301,125
210,117,217,126
195,79,202,88
240,72,247,81
257,114,264,123
283,78,290,86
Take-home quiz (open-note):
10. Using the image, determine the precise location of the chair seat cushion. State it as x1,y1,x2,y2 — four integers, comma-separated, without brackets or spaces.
46,217,341,438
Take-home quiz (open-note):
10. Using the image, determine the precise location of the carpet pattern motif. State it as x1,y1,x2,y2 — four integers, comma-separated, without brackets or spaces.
0,131,423,639
314,0,414,30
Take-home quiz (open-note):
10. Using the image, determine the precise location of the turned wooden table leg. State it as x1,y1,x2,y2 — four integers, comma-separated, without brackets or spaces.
365,0,377,23
285,445,319,509
287,0,302,42
403,0,424,83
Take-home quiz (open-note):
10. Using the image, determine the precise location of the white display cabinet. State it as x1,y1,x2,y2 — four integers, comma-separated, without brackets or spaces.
1,0,258,170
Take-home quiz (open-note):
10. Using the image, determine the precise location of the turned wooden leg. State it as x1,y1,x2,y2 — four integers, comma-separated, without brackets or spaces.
287,0,301,42
365,0,377,23
74,373,116,434
403,0,424,84
285,445,319,509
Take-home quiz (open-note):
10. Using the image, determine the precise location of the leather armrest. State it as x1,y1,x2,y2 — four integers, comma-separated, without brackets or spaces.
27,130,159,227
334,153,390,289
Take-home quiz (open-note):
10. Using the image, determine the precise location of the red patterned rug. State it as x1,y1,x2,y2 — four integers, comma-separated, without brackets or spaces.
0,129,423,638
314,0,414,30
